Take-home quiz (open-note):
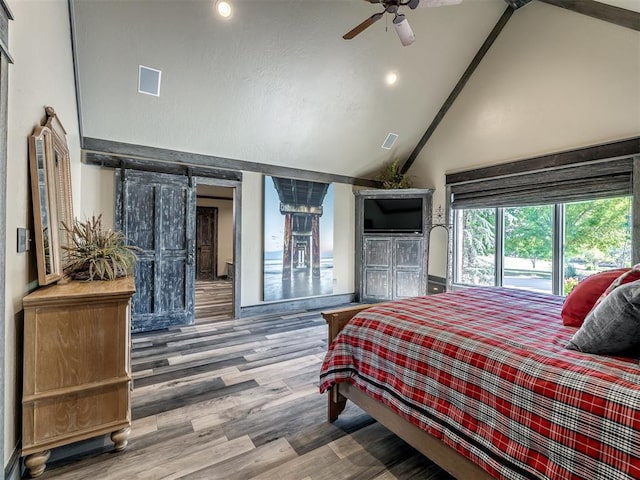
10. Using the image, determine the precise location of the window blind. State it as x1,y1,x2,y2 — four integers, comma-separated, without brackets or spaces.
447,158,633,210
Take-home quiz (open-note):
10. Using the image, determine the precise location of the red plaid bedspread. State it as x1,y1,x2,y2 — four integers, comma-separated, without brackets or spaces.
319,287,640,480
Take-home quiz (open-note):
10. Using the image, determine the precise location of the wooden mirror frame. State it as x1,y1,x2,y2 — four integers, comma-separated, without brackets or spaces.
44,107,74,248
28,107,74,285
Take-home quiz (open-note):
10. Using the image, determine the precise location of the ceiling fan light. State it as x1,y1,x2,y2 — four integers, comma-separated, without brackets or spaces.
393,15,415,46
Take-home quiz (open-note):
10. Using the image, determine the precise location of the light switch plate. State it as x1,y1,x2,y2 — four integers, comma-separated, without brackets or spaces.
17,227,29,252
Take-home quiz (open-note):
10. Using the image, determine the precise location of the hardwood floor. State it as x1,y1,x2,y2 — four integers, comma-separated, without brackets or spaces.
38,304,454,480
195,279,233,323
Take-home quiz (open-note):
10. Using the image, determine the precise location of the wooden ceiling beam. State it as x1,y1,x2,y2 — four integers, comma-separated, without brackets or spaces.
401,6,515,175
538,0,640,31
503,0,533,8
401,0,638,176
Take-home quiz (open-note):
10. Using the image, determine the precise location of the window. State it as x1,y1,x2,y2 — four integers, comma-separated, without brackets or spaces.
447,149,639,294
503,205,554,294
453,196,632,295
454,208,495,286
563,197,632,295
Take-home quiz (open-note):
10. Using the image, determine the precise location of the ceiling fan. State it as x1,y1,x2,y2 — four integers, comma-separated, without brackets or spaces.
344,0,463,46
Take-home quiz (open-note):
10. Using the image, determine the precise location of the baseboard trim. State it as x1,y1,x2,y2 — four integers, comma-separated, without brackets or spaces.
428,274,446,284
427,274,447,295
4,444,21,480
240,293,355,317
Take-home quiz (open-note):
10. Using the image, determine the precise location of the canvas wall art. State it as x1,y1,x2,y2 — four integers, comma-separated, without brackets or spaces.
263,176,334,301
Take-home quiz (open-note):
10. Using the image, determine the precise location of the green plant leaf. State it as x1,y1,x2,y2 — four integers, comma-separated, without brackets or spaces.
376,159,414,189
62,214,140,281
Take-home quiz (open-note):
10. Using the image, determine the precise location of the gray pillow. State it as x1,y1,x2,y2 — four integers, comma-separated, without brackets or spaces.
566,280,640,355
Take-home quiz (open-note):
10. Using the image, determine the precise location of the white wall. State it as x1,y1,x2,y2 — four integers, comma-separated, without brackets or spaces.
5,0,80,467
408,2,640,277
240,172,355,306
332,182,356,296
79,164,115,226
240,172,262,305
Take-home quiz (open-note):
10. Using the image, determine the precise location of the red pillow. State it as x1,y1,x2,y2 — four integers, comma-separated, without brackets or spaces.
562,268,630,327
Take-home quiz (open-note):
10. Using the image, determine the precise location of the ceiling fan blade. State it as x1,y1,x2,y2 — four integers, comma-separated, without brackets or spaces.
417,0,463,7
343,12,384,39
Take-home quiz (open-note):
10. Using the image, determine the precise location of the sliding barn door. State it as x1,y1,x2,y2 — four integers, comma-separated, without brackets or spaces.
116,169,195,333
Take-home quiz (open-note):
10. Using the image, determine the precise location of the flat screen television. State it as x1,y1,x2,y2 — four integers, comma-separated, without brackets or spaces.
363,197,423,234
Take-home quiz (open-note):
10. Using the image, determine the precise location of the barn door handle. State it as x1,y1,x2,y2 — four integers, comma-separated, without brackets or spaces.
187,252,194,265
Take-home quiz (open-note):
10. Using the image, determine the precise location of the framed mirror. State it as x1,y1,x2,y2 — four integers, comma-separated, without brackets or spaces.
44,107,74,248
28,107,74,286
29,126,61,285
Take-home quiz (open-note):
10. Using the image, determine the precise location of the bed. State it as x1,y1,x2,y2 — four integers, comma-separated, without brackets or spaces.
319,287,640,480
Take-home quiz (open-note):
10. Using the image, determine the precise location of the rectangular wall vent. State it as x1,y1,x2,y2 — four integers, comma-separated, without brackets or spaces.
138,65,162,96
381,133,398,150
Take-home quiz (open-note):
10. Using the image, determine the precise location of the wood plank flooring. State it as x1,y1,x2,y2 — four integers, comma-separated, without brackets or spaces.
195,279,233,323
38,295,455,480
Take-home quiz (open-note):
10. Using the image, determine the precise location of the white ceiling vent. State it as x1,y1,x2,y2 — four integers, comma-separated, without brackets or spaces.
138,65,162,96
381,133,398,150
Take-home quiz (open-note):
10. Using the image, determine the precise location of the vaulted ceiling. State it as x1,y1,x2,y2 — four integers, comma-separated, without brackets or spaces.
71,0,639,182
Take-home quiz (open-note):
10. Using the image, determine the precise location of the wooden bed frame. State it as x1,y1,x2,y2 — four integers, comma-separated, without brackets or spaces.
322,305,495,480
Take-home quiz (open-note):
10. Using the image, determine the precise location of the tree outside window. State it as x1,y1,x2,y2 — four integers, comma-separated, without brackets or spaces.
503,205,553,293
455,208,495,286
563,197,631,294
454,196,632,296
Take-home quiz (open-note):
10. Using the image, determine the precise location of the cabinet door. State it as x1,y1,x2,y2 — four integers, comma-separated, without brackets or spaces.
394,238,423,298
362,238,392,300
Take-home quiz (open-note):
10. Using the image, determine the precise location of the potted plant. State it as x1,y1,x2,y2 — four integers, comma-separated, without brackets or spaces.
62,215,139,281
377,159,414,189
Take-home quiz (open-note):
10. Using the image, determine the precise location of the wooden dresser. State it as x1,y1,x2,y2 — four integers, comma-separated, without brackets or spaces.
21,276,135,478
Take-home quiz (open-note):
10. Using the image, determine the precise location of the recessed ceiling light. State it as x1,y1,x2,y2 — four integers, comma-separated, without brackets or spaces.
216,1,232,18
385,72,398,86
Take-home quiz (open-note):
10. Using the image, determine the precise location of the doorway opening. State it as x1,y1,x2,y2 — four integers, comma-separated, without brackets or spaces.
195,184,235,323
